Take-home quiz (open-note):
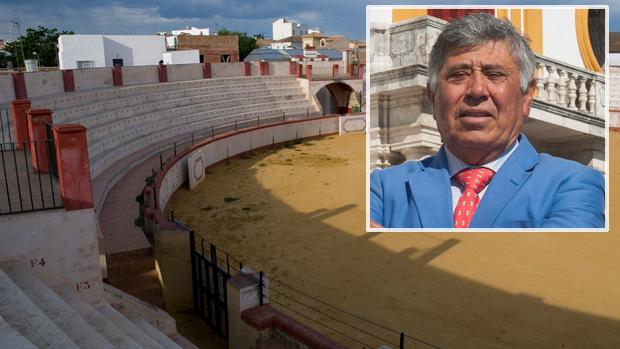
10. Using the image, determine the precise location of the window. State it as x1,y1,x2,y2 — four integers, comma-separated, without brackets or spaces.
220,54,230,63
76,61,95,69
112,58,124,68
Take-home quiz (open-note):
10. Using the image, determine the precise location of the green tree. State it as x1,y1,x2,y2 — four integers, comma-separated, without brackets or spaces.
4,26,74,67
217,28,257,61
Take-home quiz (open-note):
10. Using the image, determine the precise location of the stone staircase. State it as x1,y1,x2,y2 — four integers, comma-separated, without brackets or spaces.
0,260,196,349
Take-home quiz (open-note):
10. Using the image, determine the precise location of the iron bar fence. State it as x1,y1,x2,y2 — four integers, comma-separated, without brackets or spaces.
0,108,14,144
171,212,441,349
0,139,62,215
155,110,317,173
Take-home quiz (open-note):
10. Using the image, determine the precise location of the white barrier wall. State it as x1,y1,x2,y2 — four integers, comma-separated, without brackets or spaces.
0,75,15,106
212,62,245,78
339,114,366,134
123,65,159,86
0,61,296,104
73,68,114,91
0,208,104,305
167,63,203,82
271,62,291,76
158,117,340,209
23,71,65,98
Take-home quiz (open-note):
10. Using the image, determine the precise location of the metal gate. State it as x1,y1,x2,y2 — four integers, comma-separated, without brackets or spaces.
44,121,58,178
189,231,230,340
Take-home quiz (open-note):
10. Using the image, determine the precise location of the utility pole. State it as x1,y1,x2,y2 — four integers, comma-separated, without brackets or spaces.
156,0,161,33
9,20,26,70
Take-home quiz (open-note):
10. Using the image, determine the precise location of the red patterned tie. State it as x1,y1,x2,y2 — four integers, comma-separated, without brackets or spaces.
453,167,495,228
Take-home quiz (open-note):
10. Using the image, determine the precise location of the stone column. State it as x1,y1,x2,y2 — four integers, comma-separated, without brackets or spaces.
259,61,269,76
12,72,27,100
289,61,296,75
112,67,123,86
10,99,31,149
227,271,267,349
332,64,339,80
52,124,94,210
203,63,212,79
63,70,76,92
296,63,303,78
243,62,251,76
26,109,53,172
358,64,365,79
158,64,168,83
342,49,351,74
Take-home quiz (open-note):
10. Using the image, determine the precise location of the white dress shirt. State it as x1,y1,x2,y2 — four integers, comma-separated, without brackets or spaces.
445,140,519,212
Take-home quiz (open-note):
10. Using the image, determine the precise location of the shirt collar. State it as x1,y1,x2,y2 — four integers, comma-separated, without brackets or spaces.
445,139,520,177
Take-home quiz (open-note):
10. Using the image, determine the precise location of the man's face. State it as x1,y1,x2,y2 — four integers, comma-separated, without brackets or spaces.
427,41,534,165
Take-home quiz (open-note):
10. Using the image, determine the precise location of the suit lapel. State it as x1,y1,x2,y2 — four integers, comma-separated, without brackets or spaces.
471,135,539,228
407,149,453,228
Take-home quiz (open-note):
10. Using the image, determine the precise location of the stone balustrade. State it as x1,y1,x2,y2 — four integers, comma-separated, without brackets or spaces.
534,55,605,120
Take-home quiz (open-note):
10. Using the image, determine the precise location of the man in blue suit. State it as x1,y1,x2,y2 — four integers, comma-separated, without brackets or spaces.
370,13,605,229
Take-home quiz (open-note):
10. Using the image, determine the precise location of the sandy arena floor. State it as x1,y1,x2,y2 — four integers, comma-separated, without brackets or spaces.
168,132,620,349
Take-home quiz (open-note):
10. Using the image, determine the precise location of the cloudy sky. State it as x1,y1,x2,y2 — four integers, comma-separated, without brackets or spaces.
0,0,618,41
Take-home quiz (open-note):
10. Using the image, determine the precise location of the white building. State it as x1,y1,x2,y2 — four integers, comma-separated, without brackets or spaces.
171,27,210,36
162,50,200,65
272,18,308,41
58,35,166,69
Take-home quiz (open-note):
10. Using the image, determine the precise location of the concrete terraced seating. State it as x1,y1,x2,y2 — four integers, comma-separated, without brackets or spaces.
30,75,320,211
0,260,195,349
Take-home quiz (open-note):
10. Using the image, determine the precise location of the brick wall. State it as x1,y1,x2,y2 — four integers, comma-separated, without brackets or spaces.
177,35,240,63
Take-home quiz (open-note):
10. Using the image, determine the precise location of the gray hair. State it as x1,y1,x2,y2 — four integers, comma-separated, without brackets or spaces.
428,12,536,93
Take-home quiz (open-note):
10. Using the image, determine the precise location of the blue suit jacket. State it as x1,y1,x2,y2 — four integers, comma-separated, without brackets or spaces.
370,135,605,228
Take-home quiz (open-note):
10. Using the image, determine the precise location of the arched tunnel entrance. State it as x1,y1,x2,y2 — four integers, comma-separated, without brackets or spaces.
315,82,357,115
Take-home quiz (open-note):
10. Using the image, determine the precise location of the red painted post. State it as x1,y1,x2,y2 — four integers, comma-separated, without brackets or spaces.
306,64,313,81
112,67,123,86
158,64,168,83
289,61,296,75
357,64,364,79
296,63,303,78
348,64,354,76
10,100,31,149
260,61,269,76
12,72,27,100
27,109,53,172
203,62,212,78
62,70,75,92
52,124,94,210
332,64,339,80
243,62,251,76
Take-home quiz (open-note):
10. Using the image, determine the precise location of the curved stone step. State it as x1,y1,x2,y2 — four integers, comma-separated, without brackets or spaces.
0,261,113,349
0,314,38,349
132,318,182,349
0,266,79,349
98,303,165,349
33,75,295,112
55,286,143,349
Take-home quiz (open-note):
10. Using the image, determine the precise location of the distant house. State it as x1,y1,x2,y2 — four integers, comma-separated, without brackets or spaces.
58,35,165,69
171,27,210,36
269,35,303,50
176,34,239,63
256,38,273,48
243,47,343,62
273,18,308,41
302,32,328,49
